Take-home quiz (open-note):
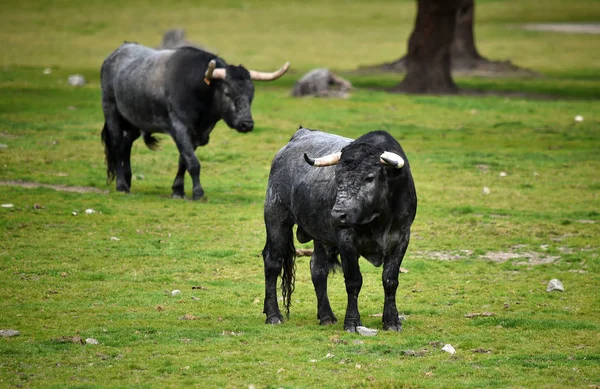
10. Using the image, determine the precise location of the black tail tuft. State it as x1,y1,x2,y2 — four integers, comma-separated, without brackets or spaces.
101,122,116,183
280,229,297,319
143,133,160,150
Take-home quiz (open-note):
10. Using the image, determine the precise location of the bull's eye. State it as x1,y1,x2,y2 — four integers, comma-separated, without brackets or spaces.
365,174,375,183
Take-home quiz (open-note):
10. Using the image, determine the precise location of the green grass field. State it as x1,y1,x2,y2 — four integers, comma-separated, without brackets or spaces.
1,1,599,388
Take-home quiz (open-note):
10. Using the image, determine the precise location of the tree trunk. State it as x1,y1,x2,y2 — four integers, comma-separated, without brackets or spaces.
395,0,460,94
450,0,484,69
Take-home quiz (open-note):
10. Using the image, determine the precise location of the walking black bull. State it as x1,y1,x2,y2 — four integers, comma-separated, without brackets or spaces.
100,42,290,200
262,127,417,332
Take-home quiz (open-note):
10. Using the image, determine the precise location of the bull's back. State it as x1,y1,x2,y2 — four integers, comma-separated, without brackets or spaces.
266,128,352,242
101,43,173,129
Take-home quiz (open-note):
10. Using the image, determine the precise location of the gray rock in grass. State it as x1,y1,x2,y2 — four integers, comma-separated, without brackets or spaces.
0,329,20,337
546,278,564,292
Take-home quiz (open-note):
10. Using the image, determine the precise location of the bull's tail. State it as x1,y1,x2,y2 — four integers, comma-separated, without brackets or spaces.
143,133,160,150
281,229,297,319
101,122,116,183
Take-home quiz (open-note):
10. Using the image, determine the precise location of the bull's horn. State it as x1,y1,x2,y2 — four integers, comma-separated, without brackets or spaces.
249,62,290,81
304,151,341,167
204,60,226,84
204,60,216,81
380,151,405,169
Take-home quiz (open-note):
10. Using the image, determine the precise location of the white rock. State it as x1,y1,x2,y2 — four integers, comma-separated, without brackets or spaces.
85,209,95,214
171,289,182,296
43,68,52,75
0,329,20,337
546,279,564,292
482,187,491,195
1,204,13,208
68,74,86,87
574,115,584,122
85,338,99,345
499,172,507,177
325,353,334,359
356,326,378,337
72,211,78,216
110,236,120,241
441,344,456,354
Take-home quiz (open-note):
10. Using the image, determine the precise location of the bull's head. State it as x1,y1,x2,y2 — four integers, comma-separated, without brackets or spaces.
204,60,290,133
304,147,404,227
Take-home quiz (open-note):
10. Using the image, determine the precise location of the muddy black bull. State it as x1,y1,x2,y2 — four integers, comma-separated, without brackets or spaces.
100,42,289,200
262,127,417,332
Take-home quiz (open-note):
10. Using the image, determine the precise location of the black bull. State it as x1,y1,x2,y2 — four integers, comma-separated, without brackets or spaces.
100,42,289,200
262,128,417,332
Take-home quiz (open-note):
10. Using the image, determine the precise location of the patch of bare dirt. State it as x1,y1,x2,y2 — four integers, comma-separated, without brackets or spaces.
0,180,108,194
417,250,561,265
520,23,600,34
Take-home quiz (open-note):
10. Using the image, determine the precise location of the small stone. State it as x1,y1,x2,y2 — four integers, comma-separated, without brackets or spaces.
499,172,507,177
85,338,99,345
68,74,86,87
1,204,13,208
355,326,378,337
546,279,564,292
574,115,584,122
110,237,120,241
482,187,491,195
85,209,95,214
43,68,52,75
325,353,334,359
171,289,181,296
0,329,20,337
72,211,78,216
441,344,456,354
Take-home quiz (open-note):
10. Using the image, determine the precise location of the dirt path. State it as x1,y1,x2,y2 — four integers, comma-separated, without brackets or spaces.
520,23,600,34
0,180,108,194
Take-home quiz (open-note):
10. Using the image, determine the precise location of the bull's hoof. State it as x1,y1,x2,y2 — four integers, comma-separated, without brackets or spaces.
171,193,185,199
265,314,284,325
319,316,338,326
383,323,403,332
116,185,130,193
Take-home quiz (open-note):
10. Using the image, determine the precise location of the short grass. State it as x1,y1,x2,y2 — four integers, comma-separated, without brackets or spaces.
1,0,599,388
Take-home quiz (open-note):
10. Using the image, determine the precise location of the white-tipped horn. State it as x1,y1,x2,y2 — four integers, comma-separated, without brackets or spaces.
380,151,404,169
204,60,226,85
204,60,216,83
304,151,341,167
249,62,290,81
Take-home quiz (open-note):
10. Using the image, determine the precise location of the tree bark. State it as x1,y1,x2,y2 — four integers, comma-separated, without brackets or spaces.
450,0,484,69
395,0,460,94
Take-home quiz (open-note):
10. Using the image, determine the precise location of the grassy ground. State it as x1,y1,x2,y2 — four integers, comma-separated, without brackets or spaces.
1,1,599,388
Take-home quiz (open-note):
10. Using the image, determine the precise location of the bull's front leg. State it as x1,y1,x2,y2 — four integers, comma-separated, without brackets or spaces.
171,155,187,199
168,114,204,201
310,243,337,325
340,248,363,332
382,231,410,331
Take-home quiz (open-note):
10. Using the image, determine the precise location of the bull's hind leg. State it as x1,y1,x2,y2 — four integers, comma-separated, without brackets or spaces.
101,101,129,193
262,213,295,324
381,230,411,331
310,242,338,325
122,127,140,189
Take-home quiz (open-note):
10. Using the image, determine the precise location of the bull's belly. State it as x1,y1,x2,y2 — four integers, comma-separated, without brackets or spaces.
116,99,171,133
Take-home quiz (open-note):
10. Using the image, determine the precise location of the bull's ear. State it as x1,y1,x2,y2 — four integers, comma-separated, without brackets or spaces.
380,151,404,169
304,151,341,167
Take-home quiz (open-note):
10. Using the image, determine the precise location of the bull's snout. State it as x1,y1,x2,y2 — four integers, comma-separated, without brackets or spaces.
331,208,349,227
238,120,254,133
